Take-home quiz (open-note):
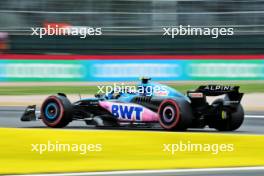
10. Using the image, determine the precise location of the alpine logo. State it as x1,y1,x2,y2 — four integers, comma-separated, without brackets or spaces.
204,85,234,91
111,105,143,121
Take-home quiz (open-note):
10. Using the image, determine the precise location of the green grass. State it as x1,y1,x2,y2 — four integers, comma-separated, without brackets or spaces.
0,83,263,95
0,86,98,95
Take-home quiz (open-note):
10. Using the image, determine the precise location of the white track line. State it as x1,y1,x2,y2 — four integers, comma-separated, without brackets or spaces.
245,115,264,119
10,166,264,176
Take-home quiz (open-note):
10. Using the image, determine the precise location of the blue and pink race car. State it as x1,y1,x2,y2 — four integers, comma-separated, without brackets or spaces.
21,78,244,131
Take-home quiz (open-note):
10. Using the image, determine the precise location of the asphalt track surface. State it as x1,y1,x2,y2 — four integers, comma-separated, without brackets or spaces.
8,167,264,176
0,106,263,134
1,106,264,176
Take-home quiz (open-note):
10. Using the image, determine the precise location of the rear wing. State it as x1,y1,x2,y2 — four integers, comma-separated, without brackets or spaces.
188,85,243,103
196,85,240,96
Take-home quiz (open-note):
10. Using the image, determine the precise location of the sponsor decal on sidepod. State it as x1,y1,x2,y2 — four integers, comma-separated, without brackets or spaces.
99,101,159,122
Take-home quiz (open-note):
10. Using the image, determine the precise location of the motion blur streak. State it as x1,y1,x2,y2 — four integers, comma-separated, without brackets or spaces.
1,0,264,35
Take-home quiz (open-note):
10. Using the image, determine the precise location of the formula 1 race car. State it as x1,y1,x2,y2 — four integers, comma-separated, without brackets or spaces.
21,78,244,131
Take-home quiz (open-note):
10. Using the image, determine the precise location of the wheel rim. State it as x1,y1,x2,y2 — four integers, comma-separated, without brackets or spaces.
45,102,59,120
162,106,175,123
158,99,180,130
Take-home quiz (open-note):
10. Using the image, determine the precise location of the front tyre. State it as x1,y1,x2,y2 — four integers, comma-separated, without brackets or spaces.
41,95,72,128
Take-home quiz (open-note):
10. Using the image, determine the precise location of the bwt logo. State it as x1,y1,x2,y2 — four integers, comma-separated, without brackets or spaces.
111,105,143,121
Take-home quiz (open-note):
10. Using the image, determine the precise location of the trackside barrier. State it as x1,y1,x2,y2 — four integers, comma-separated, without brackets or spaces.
0,54,263,81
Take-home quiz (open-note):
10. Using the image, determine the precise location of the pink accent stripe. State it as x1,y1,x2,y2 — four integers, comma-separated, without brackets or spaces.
0,54,263,60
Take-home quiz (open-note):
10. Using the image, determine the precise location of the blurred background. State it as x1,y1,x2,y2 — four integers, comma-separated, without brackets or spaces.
0,2,264,175
0,0,264,54
0,0,263,83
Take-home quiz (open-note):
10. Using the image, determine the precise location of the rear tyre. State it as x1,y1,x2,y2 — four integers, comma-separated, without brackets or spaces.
212,99,244,131
158,99,193,131
41,95,72,128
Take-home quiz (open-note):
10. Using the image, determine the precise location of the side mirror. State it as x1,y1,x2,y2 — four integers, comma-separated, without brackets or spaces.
141,77,151,84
